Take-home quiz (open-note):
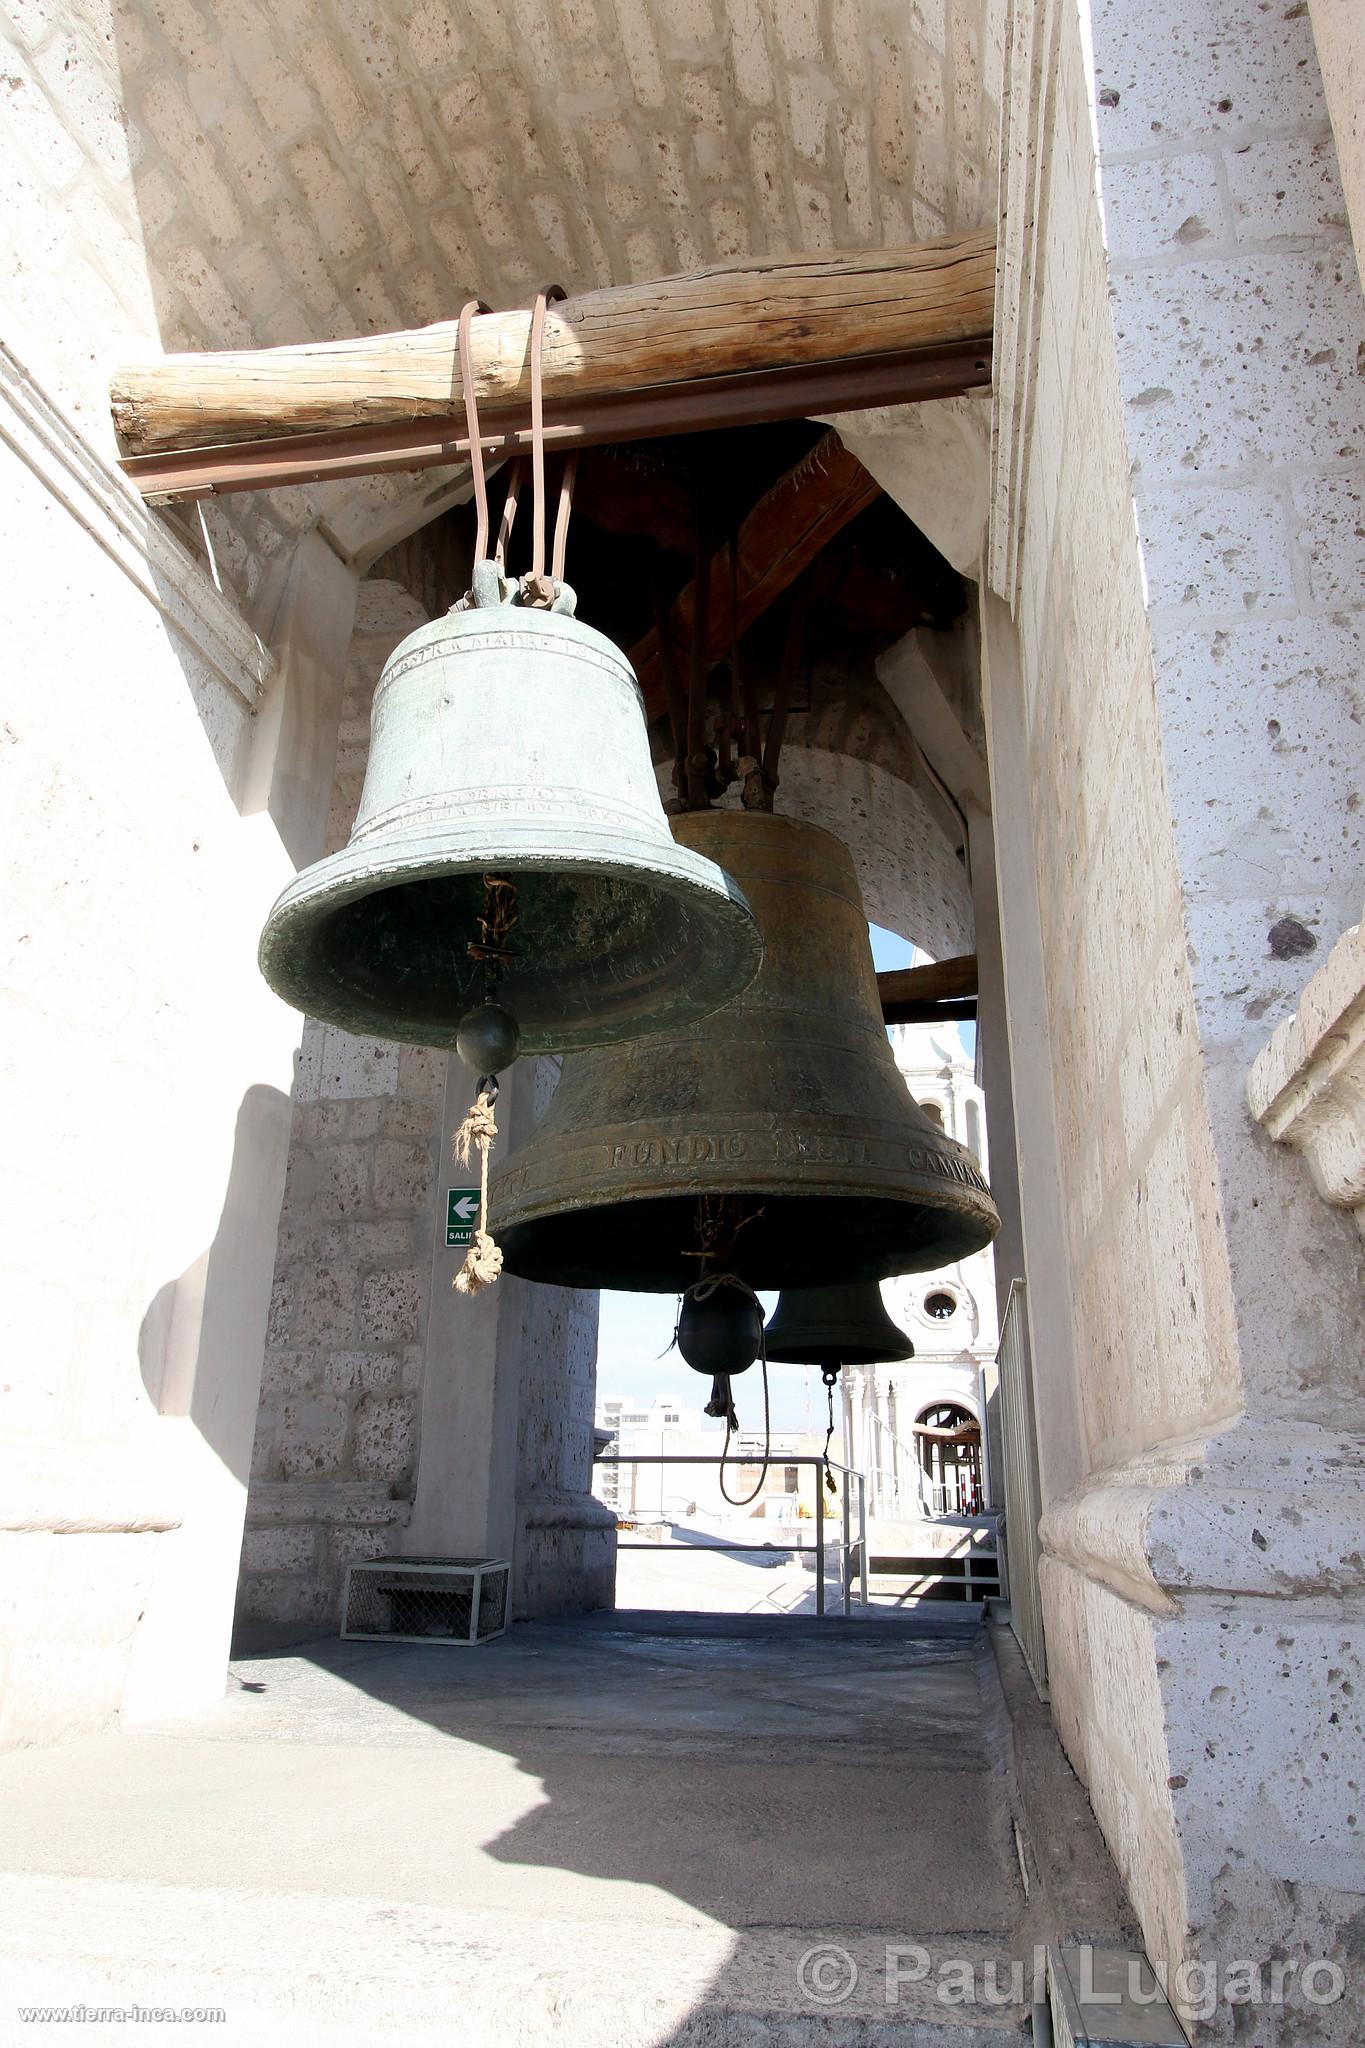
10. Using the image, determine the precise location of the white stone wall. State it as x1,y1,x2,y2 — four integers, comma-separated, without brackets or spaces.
989,0,1365,2031
238,581,442,1623
0,346,306,1741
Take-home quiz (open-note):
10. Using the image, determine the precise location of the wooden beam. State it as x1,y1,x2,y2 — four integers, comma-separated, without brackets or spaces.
630,432,879,715
881,998,978,1026
878,955,978,1026
111,231,995,459
120,341,989,502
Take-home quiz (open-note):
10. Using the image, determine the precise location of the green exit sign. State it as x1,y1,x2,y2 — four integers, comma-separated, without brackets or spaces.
447,1188,480,1247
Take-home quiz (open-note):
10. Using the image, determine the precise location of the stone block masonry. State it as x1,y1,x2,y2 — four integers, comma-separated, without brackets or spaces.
989,3,1365,2036
238,580,444,1626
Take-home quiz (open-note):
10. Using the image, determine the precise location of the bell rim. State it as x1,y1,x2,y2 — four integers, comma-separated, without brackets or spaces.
762,1336,917,1366
493,1182,1000,1293
258,829,763,1053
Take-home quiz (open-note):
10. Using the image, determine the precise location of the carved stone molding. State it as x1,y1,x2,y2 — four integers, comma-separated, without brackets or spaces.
1247,904,1365,1229
0,341,272,708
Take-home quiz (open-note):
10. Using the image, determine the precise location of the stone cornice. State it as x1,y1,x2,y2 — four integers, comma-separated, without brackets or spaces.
0,342,273,709
1041,1417,1365,1616
1247,904,1365,1227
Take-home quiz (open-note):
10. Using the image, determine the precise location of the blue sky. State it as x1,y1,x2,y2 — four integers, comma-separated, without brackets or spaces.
595,924,956,1432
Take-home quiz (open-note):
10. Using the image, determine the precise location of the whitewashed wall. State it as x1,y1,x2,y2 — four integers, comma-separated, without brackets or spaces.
988,0,1365,2034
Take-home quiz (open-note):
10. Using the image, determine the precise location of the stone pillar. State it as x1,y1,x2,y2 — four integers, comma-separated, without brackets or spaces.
406,1054,615,1617
123,530,358,1717
989,2,1365,2034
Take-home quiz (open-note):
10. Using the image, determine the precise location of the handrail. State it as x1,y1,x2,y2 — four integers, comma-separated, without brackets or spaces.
592,1453,869,1618
864,1407,935,1518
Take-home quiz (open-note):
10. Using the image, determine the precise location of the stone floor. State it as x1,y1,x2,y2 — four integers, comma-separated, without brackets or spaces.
0,1608,1134,2045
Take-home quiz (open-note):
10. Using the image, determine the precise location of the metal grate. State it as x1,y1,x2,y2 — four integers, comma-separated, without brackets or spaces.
340,1558,510,1646
996,1281,1048,1697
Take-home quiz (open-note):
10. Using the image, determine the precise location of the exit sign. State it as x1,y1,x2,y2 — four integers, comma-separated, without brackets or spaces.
447,1188,480,1247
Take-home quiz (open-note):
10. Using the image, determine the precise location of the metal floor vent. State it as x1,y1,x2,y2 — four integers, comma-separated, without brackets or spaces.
341,1558,510,1646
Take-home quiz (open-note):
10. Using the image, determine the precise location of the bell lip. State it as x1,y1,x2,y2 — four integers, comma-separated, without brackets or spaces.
494,1185,1001,1294
761,1282,917,1365
762,1335,918,1366
258,830,763,1053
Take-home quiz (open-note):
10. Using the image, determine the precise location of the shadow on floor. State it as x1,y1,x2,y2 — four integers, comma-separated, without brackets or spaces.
221,1605,1032,2040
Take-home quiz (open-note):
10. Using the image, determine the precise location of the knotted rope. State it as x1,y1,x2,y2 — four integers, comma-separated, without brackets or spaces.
452,1083,501,1295
452,875,519,1296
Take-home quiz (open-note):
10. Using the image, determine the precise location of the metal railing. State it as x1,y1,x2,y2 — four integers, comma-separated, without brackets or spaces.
863,1406,936,1519
592,1454,869,1617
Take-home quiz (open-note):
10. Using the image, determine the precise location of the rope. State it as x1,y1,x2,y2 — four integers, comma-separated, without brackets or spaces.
552,450,578,584
453,287,575,599
523,284,567,607
452,1083,502,1295
821,1365,841,1496
719,1344,772,1509
495,460,523,568
456,298,494,563
452,876,519,1296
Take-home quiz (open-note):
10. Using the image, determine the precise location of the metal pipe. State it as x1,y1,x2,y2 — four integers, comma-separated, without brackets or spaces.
859,1475,869,1607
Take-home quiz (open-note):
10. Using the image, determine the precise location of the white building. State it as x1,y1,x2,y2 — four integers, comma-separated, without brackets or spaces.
847,1018,997,1521
594,1394,826,1529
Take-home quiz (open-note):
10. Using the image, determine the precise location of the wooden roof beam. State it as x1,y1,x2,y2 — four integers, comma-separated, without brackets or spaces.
628,431,880,717
878,954,978,1025
110,232,995,501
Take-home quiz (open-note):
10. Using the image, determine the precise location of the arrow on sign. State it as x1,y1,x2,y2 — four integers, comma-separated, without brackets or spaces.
450,1194,479,1223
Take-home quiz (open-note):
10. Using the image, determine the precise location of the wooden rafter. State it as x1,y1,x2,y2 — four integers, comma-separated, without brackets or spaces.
878,955,978,1026
629,432,879,717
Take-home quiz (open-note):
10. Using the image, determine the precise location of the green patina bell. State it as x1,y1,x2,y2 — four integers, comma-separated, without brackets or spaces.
764,1282,915,1367
258,565,762,1053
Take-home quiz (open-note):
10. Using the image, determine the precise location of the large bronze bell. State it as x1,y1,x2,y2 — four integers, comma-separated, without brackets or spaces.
764,1282,915,1367
491,809,1000,1288
257,569,762,1052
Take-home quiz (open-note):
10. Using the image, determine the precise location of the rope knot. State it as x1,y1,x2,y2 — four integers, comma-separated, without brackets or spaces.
452,1085,502,1295
454,1092,498,1166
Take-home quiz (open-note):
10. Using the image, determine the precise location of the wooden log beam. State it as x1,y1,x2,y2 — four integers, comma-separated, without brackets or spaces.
880,997,978,1026
878,955,978,1026
110,231,995,459
120,341,989,502
630,432,879,716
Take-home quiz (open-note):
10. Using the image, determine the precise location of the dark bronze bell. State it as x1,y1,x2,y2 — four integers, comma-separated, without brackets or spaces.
764,1282,915,1367
258,567,762,1053
491,809,1000,1288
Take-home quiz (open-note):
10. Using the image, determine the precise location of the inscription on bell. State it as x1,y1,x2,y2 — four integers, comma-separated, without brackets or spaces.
906,1143,989,1192
610,1133,748,1169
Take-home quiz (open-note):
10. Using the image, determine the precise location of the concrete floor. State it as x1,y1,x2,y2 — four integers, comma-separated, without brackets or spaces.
0,1608,1133,2045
